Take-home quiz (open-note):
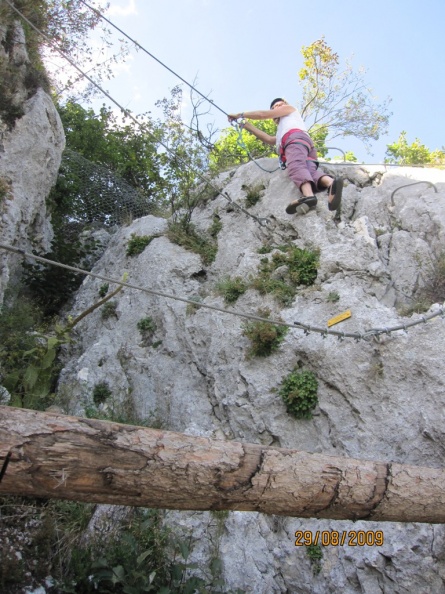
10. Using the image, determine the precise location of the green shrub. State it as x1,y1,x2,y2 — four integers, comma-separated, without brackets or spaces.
279,369,318,419
0,296,74,410
257,245,273,254
92,381,112,406
306,543,323,574
216,276,247,304
137,316,157,347
208,214,223,237
126,233,159,256
98,283,109,297
251,244,319,306
22,227,102,317
0,177,12,203
243,182,265,207
242,310,288,357
167,220,218,265
101,301,118,320
327,291,340,303
137,316,156,334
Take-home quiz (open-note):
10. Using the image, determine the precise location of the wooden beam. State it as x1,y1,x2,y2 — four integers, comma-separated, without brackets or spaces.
1,406,444,523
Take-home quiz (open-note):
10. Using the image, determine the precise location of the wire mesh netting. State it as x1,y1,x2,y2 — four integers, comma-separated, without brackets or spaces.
55,148,161,226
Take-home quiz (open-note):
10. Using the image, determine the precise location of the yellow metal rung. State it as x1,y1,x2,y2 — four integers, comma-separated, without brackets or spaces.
327,310,352,327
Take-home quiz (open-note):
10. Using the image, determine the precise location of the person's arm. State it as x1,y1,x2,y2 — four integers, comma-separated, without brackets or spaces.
228,104,295,122
242,121,276,146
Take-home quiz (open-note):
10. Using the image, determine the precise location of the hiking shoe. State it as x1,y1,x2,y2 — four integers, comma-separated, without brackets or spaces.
328,178,343,211
285,196,317,215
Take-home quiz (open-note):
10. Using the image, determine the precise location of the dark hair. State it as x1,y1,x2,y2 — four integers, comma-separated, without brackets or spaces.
270,97,285,109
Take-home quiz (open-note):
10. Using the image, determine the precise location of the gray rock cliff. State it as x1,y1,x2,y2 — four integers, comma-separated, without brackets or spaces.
59,160,445,593
0,21,65,303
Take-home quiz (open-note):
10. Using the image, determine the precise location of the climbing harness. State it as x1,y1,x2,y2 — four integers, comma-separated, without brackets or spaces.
279,129,319,171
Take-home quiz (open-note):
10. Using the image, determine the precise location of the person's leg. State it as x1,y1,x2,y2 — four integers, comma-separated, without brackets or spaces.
284,141,318,214
285,142,316,195
311,162,343,212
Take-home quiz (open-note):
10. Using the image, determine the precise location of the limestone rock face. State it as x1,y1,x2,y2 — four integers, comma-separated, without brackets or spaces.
0,87,65,302
59,161,445,593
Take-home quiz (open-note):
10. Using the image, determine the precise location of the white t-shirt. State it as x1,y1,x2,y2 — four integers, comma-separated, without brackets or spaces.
276,109,307,150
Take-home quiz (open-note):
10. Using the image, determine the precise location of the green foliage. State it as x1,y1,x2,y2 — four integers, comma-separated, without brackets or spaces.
216,276,248,304
327,291,340,303
242,310,288,357
208,214,223,238
210,119,277,171
243,182,265,208
51,102,168,225
306,544,323,574
156,86,213,225
92,381,112,406
99,283,109,297
137,316,158,347
137,317,156,334
167,220,218,266
279,369,319,419
385,131,445,166
126,233,159,256
251,245,319,306
310,124,330,158
299,37,391,150
0,1,51,128
0,298,72,409
22,227,101,317
101,301,118,320
0,177,12,203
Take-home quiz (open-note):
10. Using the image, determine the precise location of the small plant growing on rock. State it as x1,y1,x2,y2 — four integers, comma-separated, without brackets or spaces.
242,309,288,357
137,316,157,346
0,177,12,204
98,283,109,297
101,301,118,320
306,543,323,574
216,276,248,304
167,220,218,265
126,233,159,257
208,214,223,238
243,182,265,207
279,369,318,419
327,291,340,303
92,381,112,406
252,244,319,306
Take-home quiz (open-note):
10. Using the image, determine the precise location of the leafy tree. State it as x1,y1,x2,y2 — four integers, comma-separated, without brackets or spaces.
47,100,180,230
210,119,277,170
385,131,445,166
299,38,391,150
155,85,216,227
210,38,388,170
0,0,127,103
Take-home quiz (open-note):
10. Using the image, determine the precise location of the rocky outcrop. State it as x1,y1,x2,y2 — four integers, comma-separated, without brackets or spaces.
58,161,445,593
0,20,65,303
0,89,64,303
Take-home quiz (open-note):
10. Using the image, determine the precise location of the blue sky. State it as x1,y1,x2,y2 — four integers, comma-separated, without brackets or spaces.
79,0,445,162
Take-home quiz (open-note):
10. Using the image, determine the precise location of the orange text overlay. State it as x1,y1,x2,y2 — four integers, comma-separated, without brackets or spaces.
295,530,384,547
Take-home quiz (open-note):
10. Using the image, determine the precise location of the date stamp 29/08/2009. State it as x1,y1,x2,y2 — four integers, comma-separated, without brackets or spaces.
295,530,384,547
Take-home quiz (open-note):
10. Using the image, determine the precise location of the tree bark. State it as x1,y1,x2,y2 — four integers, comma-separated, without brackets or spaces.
1,406,445,523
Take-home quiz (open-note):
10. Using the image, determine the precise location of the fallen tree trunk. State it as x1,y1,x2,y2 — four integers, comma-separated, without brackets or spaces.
1,406,445,523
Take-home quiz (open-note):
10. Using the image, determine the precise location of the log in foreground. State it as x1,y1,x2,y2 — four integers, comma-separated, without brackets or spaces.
1,406,445,523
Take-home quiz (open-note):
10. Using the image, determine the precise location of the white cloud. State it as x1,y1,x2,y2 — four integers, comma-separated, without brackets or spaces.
107,0,138,17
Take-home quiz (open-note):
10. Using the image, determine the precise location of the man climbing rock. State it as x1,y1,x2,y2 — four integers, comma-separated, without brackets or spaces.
228,98,342,215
